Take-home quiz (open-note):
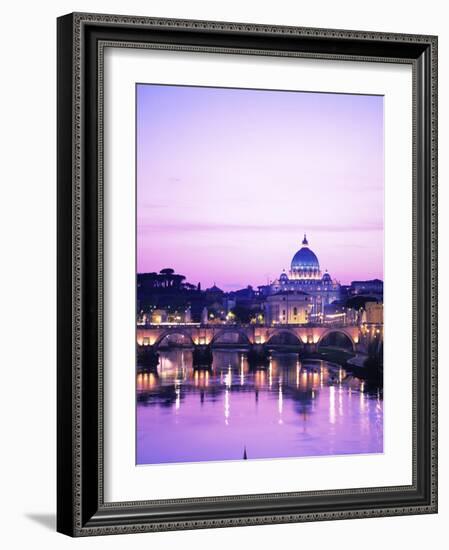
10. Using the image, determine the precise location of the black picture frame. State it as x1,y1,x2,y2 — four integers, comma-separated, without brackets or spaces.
57,12,438,536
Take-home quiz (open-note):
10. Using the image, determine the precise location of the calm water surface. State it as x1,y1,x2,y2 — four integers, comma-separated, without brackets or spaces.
137,350,383,464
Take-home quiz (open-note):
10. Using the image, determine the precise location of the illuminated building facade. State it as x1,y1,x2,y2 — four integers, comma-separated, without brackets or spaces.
362,301,383,324
260,234,341,323
264,291,313,325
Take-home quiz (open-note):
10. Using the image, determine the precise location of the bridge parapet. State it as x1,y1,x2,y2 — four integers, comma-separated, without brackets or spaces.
136,323,363,351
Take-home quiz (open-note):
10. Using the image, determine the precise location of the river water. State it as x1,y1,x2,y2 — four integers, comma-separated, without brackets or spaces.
137,350,383,465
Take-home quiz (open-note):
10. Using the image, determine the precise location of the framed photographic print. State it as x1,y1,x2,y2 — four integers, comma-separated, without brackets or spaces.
57,13,438,536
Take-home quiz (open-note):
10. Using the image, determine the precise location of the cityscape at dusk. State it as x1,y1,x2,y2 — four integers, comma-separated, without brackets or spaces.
137,84,384,289
136,84,384,466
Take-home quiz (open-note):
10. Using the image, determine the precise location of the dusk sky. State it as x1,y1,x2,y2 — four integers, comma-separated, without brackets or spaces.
137,84,384,290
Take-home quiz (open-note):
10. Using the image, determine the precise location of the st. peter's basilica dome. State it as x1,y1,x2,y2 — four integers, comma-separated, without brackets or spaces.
290,235,321,278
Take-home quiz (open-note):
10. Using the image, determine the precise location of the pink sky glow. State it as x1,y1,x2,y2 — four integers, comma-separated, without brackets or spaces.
137,84,384,290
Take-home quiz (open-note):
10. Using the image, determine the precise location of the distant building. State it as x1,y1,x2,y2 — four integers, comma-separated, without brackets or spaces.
323,303,349,326
205,284,224,301
259,235,340,321
229,286,258,305
363,301,384,324
151,308,167,324
140,305,194,325
201,307,208,325
264,291,312,325
349,279,383,298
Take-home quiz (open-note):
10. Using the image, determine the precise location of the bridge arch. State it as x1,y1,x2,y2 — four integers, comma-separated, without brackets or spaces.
317,329,355,352
266,329,304,347
153,330,195,348
210,328,252,346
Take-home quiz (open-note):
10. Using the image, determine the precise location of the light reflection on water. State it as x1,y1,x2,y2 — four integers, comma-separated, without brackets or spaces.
137,350,383,465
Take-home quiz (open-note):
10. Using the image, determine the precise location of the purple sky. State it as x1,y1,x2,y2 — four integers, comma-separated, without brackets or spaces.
137,84,384,290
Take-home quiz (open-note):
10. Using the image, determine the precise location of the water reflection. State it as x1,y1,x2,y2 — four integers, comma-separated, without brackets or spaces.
137,350,383,465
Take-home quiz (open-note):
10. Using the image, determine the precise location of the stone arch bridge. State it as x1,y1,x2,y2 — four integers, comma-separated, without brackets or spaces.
137,324,361,352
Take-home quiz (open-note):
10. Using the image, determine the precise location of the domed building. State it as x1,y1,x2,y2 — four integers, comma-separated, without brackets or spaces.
290,235,321,279
262,234,340,324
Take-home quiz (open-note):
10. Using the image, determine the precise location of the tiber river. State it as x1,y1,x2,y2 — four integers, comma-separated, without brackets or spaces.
137,350,383,465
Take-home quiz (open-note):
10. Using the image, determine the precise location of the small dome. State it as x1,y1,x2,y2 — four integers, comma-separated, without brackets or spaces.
279,271,289,282
322,271,331,283
207,284,223,293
